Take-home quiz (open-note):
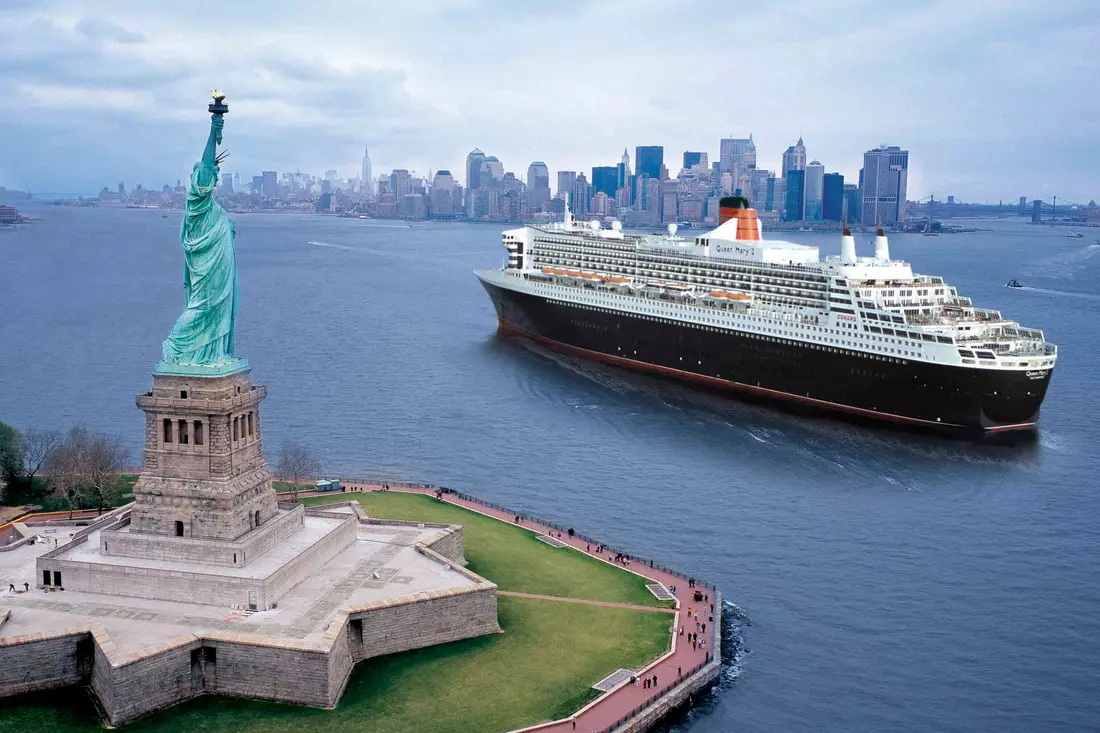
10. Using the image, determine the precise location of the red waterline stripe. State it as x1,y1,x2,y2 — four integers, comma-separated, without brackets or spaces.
497,318,1027,432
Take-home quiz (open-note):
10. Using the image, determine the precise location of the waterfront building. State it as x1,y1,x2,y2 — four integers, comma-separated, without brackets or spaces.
390,169,412,201
360,146,372,198
481,156,504,185
261,171,278,198
785,169,805,221
557,170,577,199
431,170,457,217
860,145,909,226
465,148,486,214
683,151,707,170
617,148,631,189
823,173,845,221
592,166,618,198
527,161,551,213
635,146,664,180
843,183,861,223
781,137,807,178
572,174,590,218
804,161,825,221
660,180,678,224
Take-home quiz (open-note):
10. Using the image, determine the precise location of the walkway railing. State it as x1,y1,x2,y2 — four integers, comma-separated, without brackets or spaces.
596,658,713,733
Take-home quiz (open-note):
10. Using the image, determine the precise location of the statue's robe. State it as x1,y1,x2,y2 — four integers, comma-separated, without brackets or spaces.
161,160,238,364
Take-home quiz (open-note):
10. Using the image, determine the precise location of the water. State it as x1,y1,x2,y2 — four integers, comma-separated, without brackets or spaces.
3,207,1100,731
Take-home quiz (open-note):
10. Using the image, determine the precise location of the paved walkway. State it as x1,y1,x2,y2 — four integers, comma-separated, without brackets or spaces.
328,481,721,733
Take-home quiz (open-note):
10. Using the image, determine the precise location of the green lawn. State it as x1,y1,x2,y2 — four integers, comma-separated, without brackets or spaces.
304,491,661,607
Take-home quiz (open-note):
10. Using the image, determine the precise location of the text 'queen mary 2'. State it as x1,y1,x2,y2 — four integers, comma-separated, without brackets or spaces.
475,196,1057,431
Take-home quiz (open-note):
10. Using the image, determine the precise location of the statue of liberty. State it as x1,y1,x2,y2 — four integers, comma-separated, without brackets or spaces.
160,91,240,369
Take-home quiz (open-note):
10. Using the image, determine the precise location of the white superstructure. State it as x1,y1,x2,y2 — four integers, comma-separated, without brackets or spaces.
480,198,1057,373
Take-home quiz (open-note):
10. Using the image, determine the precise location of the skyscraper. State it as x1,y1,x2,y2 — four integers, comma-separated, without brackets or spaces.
635,146,664,180
860,145,909,226
781,137,807,178
557,171,577,199
617,148,631,189
683,151,706,170
803,161,825,221
261,171,278,198
843,183,861,223
430,170,456,217
784,169,805,222
822,173,845,221
480,156,504,184
390,169,412,201
360,146,372,196
572,174,590,218
719,136,755,173
527,161,551,212
465,148,486,192
591,166,618,197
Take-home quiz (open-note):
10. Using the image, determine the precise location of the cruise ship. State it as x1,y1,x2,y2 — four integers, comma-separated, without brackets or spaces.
474,196,1057,431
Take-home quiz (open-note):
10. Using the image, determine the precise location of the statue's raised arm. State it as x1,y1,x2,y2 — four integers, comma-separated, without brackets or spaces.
158,92,241,372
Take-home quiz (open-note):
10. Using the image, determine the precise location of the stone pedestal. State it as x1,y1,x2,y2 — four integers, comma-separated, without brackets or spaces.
129,368,276,544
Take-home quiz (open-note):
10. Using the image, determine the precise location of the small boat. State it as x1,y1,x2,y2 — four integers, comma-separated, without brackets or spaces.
1066,231,1084,238
1006,279,1024,289
162,213,169,219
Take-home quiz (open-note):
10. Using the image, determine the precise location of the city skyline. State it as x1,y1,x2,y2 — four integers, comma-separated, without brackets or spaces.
1,1,1098,203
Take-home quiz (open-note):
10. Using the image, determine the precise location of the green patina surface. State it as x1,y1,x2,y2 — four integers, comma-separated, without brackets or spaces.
0,490,672,733
157,105,239,372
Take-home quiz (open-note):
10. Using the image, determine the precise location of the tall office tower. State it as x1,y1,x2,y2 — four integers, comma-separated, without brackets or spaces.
719,136,755,173
1019,196,1027,207
572,174,590,217
617,148,631,188
261,171,278,198
465,148,486,207
781,137,807,178
772,177,786,216
361,146,372,197
431,170,456,217
683,151,705,170
557,170,577,198
390,169,412,200
842,183,861,223
527,161,551,212
803,161,825,220
784,169,805,222
635,146,664,180
644,178,661,225
591,166,618,197
480,156,504,185
749,168,773,210
822,173,845,221
859,145,909,226
660,180,678,224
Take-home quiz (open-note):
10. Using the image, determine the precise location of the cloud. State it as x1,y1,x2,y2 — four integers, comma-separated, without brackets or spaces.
0,0,1097,202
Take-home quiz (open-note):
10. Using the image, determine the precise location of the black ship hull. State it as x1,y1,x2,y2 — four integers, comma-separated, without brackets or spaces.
480,279,1052,432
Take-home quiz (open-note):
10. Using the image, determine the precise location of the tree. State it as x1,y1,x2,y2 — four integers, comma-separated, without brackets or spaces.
22,428,61,494
46,426,130,518
0,420,26,487
276,440,321,503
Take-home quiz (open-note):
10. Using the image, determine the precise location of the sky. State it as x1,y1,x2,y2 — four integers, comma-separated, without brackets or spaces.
1,0,1098,203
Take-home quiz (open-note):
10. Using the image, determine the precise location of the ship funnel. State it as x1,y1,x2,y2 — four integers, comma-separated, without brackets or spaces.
840,221,857,264
718,195,760,241
874,224,890,261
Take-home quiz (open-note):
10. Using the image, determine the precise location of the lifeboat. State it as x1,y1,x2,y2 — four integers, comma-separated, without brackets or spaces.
566,270,582,278
708,290,728,299
604,276,629,285
541,266,554,275
582,272,601,281
728,293,752,301
646,280,666,288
